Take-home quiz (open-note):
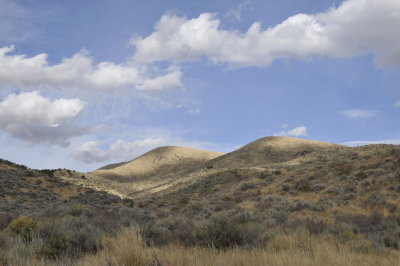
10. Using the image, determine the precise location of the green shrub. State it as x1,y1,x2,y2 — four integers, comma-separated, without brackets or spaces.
6,216,36,241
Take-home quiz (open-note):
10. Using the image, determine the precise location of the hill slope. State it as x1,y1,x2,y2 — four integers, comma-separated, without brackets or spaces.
207,136,345,169
1,137,400,265
93,146,224,181
76,137,346,197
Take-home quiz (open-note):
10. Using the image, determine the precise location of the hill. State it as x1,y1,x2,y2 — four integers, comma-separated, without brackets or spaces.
93,146,224,181
1,137,400,265
73,146,225,197
207,136,345,169
77,137,344,197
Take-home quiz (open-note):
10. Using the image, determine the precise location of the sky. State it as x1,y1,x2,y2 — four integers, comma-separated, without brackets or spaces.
0,0,400,172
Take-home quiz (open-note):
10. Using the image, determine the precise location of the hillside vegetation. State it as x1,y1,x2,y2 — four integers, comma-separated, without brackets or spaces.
1,136,400,265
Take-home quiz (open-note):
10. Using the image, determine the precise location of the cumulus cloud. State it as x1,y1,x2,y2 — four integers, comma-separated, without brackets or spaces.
0,46,182,91
72,138,168,163
342,139,400,146
341,109,378,119
132,0,400,68
274,126,307,137
0,91,90,146
396,100,400,107
72,133,236,164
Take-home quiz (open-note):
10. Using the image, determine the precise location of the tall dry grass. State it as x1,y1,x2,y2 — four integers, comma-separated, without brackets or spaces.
76,226,400,266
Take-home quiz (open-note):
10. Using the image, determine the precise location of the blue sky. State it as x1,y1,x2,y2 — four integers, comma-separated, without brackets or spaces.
0,0,400,172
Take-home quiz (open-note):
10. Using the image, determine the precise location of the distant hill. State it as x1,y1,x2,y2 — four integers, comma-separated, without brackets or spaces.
207,136,345,168
80,137,346,196
92,146,224,182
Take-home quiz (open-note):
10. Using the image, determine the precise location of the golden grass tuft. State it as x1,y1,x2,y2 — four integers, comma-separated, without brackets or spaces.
78,226,147,266
76,226,400,266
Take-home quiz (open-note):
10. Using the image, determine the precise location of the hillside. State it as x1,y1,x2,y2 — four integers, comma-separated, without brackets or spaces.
70,146,225,197
1,137,400,265
207,136,345,169
0,158,133,220
93,146,224,181
71,137,345,197
0,158,138,264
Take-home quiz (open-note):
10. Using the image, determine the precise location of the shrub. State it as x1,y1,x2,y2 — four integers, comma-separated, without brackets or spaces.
384,233,399,249
336,230,362,242
68,205,84,216
0,213,13,230
337,164,352,175
363,192,387,208
280,184,290,192
312,183,325,191
355,171,368,180
6,216,36,241
326,185,341,195
239,182,256,191
39,236,67,259
304,219,326,235
258,171,270,179
180,196,189,205
295,180,313,192
341,193,356,201
199,215,264,249
289,199,318,212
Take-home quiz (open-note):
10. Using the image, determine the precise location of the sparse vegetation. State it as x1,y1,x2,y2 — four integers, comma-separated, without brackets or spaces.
1,138,400,265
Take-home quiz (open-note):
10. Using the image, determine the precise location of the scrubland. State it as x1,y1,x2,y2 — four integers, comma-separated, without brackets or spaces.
1,138,400,265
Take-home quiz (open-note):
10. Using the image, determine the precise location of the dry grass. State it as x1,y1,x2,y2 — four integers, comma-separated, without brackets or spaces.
208,136,344,169
93,146,224,178
78,227,146,266
75,226,400,266
2,140,400,266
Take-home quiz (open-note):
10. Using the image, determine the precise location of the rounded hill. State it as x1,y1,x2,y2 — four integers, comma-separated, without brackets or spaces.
207,136,345,168
92,146,225,180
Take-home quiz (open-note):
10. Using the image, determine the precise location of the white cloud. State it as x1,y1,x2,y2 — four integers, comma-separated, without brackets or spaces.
341,109,378,119
137,70,182,91
274,126,307,137
0,46,182,91
72,138,169,163
132,0,400,68
0,0,36,42
224,1,251,22
342,139,400,146
395,100,400,107
0,91,90,146
72,131,236,164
